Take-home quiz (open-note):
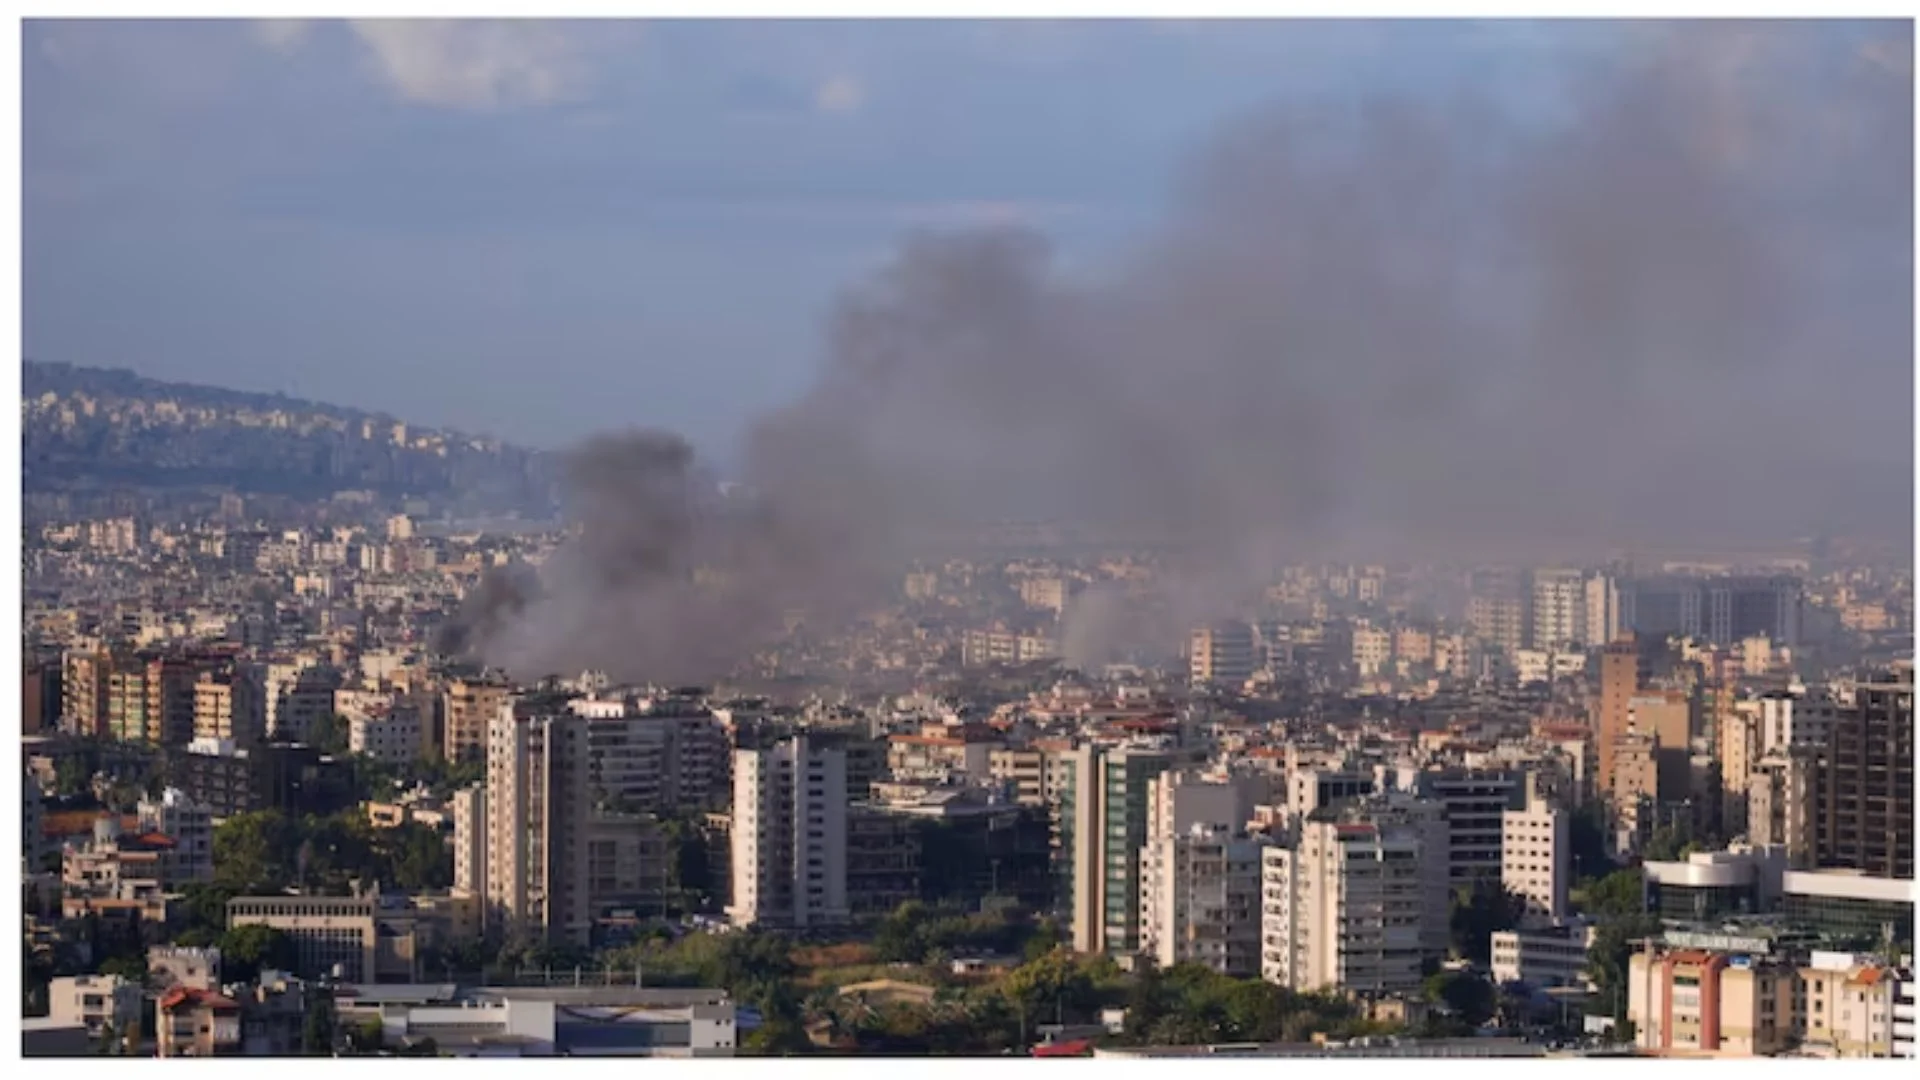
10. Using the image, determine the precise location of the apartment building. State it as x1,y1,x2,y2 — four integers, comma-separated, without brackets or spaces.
348,701,427,764
727,736,850,929
1796,951,1907,1058
138,787,215,884
1416,768,1524,884
156,986,244,1057
1189,622,1257,689
451,785,486,899
1818,664,1914,880
485,696,595,945
1528,568,1587,651
46,974,143,1042
1260,802,1447,998
1501,793,1569,920
444,677,510,763
1138,827,1266,976
1628,945,1796,1056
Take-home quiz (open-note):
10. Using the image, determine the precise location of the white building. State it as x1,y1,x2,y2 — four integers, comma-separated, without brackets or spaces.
1529,569,1587,651
727,736,849,929
1260,809,1443,998
1758,690,1837,754
1501,795,1568,920
1139,826,1266,977
1490,920,1597,990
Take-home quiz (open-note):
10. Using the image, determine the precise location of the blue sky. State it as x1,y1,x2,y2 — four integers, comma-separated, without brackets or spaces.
17,18,1880,456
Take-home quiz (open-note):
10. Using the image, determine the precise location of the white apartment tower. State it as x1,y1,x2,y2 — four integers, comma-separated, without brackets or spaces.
727,737,850,929
1584,574,1620,650
1261,815,1435,998
1529,569,1587,652
1139,827,1267,977
1501,793,1569,920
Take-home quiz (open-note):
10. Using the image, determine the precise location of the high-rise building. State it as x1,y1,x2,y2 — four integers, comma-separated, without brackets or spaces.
1189,622,1257,689
727,736,850,930
1528,568,1587,652
452,786,486,899
1817,663,1914,880
1415,768,1525,884
1467,568,1527,657
1596,634,1664,797
1583,574,1620,651
1748,751,1819,868
484,696,594,946
1260,801,1447,997
1619,575,1802,647
1066,743,1186,955
1501,793,1569,921
1138,827,1266,977
193,671,263,749
445,678,510,763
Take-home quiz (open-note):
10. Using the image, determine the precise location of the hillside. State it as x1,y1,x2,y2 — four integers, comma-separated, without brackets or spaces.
22,360,560,514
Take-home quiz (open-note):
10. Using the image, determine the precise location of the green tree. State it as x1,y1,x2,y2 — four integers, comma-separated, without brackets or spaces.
213,810,300,892
219,924,297,983
1582,868,1647,920
302,991,337,1056
1425,970,1497,1028
1448,878,1527,964
310,714,350,757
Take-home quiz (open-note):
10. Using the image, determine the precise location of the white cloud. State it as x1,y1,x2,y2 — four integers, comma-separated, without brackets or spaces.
346,19,592,110
248,18,597,110
251,19,312,52
813,73,864,114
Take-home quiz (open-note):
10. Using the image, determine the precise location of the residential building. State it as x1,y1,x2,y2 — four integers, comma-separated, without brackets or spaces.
444,677,510,763
138,786,215,884
1620,575,1802,647
46,974,142,1043
1628,943,1796,1055
1796,950,1905,1058
1528,568,1586,651
1415,768,1523,884
1817,663,1914,880
156,986,244,1057
727,735,850,929
1261,811,1437,999
452,785,486,899
1138,827,1266,977
485,696,594,945
1189,622,1257,689
1502,793,1569,920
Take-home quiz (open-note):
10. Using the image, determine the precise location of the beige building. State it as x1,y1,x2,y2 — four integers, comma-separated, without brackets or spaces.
1629,945,1795,1056
228,887,420,984
1796,951,1904,1058
47,974,142,1042
485,698,594,945
1748,752,1818,868
193,671,263,748
444,677,510,763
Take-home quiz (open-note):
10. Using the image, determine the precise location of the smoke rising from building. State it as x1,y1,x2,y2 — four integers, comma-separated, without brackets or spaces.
451,22,1913,681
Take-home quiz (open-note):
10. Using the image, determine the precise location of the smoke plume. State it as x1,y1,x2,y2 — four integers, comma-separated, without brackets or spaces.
452,21,1913,680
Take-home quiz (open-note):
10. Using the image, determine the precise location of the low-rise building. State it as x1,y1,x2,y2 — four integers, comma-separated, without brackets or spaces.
156,986,244,1057
1628,944,1796,1056
46,974,143,1043
1490,920,1597,990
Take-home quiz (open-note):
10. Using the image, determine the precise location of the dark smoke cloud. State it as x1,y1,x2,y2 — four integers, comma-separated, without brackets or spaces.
459,21,1913,680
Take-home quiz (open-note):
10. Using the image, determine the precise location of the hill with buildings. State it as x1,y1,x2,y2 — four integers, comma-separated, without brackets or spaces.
22,361,559,516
